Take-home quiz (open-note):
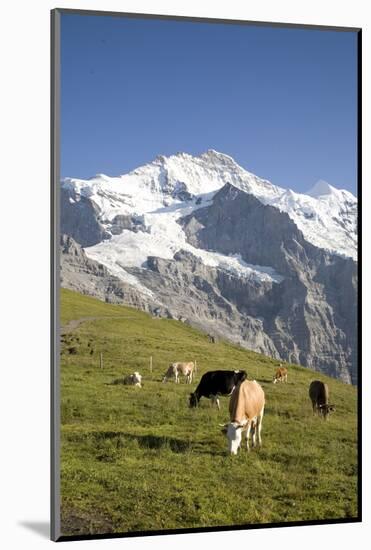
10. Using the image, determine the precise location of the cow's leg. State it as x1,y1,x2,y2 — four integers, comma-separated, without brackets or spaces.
251,422,256,448
245,422,252,452
210,395,220,409
256,408,264,447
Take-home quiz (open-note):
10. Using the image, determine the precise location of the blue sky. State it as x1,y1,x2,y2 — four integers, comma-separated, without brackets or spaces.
61,13,358,194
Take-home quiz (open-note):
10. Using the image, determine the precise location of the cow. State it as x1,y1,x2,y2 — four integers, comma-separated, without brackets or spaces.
273,366,288,384
123,371,142,387
220,379,265,455
163,362,195,384
309,380,335,419
189,370,247,410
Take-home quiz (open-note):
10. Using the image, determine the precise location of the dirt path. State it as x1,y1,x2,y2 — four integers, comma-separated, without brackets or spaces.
60,316,137,335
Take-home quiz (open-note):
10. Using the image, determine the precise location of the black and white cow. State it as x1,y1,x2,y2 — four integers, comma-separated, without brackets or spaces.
189,370,247,410
123,371,142,387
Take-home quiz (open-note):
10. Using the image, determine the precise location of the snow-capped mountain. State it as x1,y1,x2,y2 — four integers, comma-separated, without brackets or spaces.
60,150,358,383
62,149,357,262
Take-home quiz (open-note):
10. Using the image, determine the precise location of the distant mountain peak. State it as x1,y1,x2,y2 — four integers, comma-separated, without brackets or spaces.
200,148,234,160
307,179,336,197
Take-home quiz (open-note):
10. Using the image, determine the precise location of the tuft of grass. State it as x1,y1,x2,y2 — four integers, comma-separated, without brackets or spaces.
59,289,358,536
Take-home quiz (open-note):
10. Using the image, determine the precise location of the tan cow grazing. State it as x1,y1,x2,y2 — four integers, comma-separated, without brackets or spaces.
162,362,195,384
220,380,265,455
273,366,288,384
309,380,335,419
123,371,142,387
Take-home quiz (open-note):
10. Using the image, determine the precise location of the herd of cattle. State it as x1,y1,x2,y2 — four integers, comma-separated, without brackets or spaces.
122,362,336,455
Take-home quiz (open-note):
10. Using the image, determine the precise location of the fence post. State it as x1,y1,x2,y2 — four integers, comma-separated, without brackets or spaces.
100,352,103,369
149,356,153,378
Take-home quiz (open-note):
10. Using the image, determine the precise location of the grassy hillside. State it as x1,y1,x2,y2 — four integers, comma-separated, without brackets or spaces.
59,288,358,537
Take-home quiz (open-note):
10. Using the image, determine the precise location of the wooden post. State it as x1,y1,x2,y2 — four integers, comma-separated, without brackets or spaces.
149,356,153,374
100,352,103,369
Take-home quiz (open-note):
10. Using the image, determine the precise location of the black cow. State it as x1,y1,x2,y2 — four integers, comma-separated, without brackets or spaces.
309,380,336,419
189,370,247,410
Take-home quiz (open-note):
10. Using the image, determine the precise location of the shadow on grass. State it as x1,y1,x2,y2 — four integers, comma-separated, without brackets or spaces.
125,433,227,457
66,429,192,453
258,378,274,384
126,432,191,453
65,428,233,456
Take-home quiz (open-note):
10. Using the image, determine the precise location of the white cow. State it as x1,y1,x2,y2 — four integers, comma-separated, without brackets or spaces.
162,362,195,384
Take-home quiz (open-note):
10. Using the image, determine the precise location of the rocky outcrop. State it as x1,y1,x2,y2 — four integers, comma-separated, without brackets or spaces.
61,188,111,247
60,234,160,313
179,184,358,383
126,249,279,357
110,214,146,235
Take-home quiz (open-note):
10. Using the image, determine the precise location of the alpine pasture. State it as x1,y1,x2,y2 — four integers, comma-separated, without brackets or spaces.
60,289,358,536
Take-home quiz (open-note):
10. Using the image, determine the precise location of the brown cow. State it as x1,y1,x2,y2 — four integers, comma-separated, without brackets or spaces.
309,380,335,419
220,380,265,454
273,366,288,384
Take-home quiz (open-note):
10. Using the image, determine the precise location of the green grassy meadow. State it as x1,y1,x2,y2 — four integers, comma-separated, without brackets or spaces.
59,288,358,536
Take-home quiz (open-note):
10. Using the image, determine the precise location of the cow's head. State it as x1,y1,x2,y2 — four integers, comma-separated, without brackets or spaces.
220,421,246,455
319,403,336,418
189,393,199,408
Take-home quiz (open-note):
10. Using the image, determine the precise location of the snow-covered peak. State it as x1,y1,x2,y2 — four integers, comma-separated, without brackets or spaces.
62,150,357,260
307,179,336,197
89,173,111,181
200,149,237,164
61,150,284,218
307,179,356,202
